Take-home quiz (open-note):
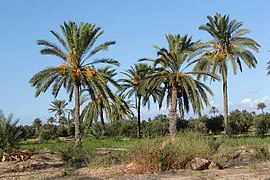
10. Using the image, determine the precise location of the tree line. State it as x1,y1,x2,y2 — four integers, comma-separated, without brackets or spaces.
29,13,263,147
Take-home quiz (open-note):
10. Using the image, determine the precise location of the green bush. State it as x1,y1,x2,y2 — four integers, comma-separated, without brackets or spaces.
39,124,58,141
254,114,270,136
57,127,69,137
187,118,208,134
142,115,169,138
0,111,23,153
228,110,253,134
204,115,223,134
19,125,35,140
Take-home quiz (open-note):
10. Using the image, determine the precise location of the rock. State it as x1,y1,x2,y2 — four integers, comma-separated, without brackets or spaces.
208,161,221,170
186,158,210,170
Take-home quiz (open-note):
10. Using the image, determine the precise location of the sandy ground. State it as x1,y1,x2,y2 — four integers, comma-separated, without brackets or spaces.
0,153,270,180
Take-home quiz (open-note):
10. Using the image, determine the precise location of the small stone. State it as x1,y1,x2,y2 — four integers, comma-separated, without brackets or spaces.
186,158,210,170
208,161,221,170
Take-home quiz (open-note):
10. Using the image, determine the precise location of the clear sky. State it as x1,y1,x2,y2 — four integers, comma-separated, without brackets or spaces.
1,0,270,125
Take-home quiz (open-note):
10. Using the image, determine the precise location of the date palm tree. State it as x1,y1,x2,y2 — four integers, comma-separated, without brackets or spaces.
209,106,219,116
81,66,119,135
107,95,134,123
33,118,42,135
47,116,56,125
257,102,266,114
194,13,260,135
119,63,161,138
48,99,68,125
29,21,119,146
141,34,215,138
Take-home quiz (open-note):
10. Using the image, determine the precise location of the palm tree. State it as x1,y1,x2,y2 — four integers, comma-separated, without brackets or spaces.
209,106,219,116
47,116,56,125
257,102,266,114
59,116,68,127
194,13,260,135
107,94,134,123
119,63,161,138
81,66,119,136
141,34,215,138
0,111,23,152
33,118,42,135
29,21,119,146
48,99,68,125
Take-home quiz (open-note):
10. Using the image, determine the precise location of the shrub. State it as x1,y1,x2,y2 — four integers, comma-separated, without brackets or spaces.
119,119,137,138
39,124,58,141
205,115,223,134
57,127,69,137
0,111,23,153
131,131,223,173
254,114,270,136
142,115,169,138
187,118,208,134
228,110,253,134
19,125,35,140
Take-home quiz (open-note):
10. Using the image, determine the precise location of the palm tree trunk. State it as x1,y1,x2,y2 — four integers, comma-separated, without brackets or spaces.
99,107,105,136
169,86,178,138
223,78,230,136
137,96,141,138
74,82,81,147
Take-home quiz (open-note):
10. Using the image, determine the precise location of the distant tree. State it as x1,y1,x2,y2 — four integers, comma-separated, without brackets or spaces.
254,114,270,136
209,106,219,116
228,110,254,134
59,116,68,127
20,125,35,140
33,118,42,135
195,13,260,136
257,102,267,114
48,99,68,125
47,116,56,125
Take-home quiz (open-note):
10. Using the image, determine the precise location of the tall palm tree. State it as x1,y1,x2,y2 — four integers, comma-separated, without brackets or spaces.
29,21,119,146
119,63,161,138
48,99,68,125
257,102,266,114
47,116,56,125
81,66,119,136
141,34,215,138
209,106,219,116
194,13,260,135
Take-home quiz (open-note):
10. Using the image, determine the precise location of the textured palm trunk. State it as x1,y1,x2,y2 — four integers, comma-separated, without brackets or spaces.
99,107,105,136
137,96,141,138
223,78,230,136
169,86,178,138
74,82,81,147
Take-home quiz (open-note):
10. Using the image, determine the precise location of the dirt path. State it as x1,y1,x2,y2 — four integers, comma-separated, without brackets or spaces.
1,153,270,180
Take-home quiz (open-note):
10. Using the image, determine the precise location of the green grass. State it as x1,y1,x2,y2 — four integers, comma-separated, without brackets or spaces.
19,138,147,152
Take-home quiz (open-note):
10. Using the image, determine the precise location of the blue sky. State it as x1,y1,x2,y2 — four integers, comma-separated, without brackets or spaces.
1,0,270,124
